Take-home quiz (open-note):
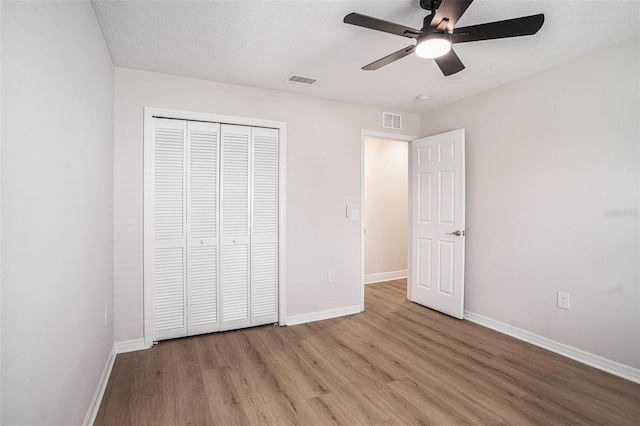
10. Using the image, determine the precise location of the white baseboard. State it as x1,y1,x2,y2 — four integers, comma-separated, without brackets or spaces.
116,338,150,354
364,270,407,284
83,343,116,426
286,305,361,326
464,311,640,384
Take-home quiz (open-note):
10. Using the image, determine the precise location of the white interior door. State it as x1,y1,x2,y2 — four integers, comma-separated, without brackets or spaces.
409,129,466,319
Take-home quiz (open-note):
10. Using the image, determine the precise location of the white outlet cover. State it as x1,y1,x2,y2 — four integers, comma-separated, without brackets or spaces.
557,292,570,310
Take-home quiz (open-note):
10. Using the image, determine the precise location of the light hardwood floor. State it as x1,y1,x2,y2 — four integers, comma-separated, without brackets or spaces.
95,280,640,425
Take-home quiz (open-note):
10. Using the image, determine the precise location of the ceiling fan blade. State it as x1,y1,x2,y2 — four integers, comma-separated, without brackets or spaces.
363,45,416,70
452,14,545,43
433,48,465,76
344,13,422,38
430,0,474,32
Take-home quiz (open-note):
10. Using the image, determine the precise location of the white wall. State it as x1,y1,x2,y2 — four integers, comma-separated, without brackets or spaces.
1,1,114,424
114,68,419,341
364,137,408,278
421,36,640,369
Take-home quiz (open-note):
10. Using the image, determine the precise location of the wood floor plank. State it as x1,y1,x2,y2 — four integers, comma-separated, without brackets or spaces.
248,361,322,425
272,347,331,399
143,342,177,426
171,337,205,389
171,338,213,425
194,331,235,370
307,392,365,426
174,386,214,426
96,280,640,425
94,352,144,425
241,326,284,365
486,354,636,425
297,339,393,425
225,365,279,424
387,376,502,425
227,329,274,366
201,367,251,425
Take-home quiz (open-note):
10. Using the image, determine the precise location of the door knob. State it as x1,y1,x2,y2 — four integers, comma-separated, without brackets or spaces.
233,239,237,243
447,230,462,236
200,240,205,245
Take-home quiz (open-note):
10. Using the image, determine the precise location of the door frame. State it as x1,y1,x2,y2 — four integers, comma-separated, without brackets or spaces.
360,129,417,311
143,107,287,347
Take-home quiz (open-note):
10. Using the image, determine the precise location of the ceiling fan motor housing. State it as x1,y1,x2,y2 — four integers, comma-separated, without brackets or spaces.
420,0,442,12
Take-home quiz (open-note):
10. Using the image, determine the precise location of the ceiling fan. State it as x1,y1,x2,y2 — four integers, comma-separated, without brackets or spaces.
344,0,544,76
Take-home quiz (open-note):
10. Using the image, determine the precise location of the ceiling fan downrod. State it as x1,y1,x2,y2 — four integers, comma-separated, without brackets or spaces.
421,0,441,30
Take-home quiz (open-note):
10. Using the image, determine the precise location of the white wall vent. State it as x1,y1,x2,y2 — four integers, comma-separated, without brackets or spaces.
382,112,402,130
285,74,318,85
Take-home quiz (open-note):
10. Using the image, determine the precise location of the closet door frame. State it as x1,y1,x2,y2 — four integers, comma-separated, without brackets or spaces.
143,107,287,347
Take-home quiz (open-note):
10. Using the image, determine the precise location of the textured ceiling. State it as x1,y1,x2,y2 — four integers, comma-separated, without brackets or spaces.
92,0,640,112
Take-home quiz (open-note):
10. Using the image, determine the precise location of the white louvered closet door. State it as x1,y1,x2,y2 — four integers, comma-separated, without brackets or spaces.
220,124,252,331
186,121,221,336
251,127,279,326
151,118,188,341
149,118,279,341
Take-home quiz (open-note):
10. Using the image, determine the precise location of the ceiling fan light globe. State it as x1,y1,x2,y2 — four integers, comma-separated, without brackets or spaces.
415,37,452,59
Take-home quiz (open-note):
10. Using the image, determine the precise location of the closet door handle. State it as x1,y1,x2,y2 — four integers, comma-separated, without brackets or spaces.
233,239,237,243
200,240,205,245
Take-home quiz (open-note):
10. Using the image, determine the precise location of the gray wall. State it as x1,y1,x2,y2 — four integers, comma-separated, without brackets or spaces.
1,1,114,423
421,36,640,368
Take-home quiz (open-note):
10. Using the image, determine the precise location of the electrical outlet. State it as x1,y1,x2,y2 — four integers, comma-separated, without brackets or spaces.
557,292,570,310
327,270,336,283
352,209,359,220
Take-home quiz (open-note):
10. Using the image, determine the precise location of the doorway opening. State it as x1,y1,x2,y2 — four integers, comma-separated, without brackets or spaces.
360,130,416,311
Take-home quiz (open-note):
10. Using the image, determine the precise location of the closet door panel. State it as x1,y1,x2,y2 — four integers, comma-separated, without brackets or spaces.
220,124,251,330
252,128,278,236
154,247,186,336
251,242,278,321
222,126,250,238
251,127,279,325
187,245,218,333
221,244,249,321
186,121,221,335
151,118,188,340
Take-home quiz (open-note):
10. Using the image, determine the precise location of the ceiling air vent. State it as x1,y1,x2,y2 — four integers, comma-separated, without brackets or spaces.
383,112,402,130
285,74,318,85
